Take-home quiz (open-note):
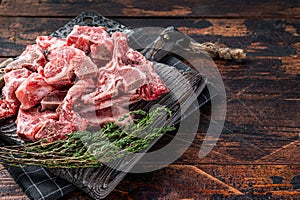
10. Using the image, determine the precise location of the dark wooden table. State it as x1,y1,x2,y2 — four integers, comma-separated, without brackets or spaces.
1,1,300,199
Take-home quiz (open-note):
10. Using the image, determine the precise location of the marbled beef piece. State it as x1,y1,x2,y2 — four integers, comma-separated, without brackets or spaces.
111,32,169,101
34,80,91,142
125,50,170,101
81,73,118,104
18,79,94,142
90,38,114,67
0,68,32,120
15,73,56,110
84,32,169,105
35,120,77,143
42,46,98,87
5,45,46,73
80,95,134,113
16,108,58,141
78,32,169,127
0,101,20,120
83,105,132,127
66,25,110,53
67,25,114,67
56,79,93,131
0,26,170,142
2,68,32,103
40,90,68,111
36,36,66,51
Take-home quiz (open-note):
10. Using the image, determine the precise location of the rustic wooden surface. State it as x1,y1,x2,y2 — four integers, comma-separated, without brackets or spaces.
0,1,299,199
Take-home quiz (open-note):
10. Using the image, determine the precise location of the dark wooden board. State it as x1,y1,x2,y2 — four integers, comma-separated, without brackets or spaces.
0,0,300,18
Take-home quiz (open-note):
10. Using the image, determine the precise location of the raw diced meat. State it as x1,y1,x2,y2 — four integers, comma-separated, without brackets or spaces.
83,106,132,127
75,55,99,79
0,68,32,120
5,45,46,73
81,73,118,104
97,106,132,126
83,67,146,105
35,120,76,142
67,25,110,52
36,36,66,51
114,67,147,92
16,73,55,110
90,39,114,67
80,95,132,113
125,50,169,101
57,79,92,130
42,58,76,87
16,108,58,141
0,26,170,142
58,101,89,130
60,79,95,106
0,100,19,120
2,68,32,102
34,81,92,142
126,49,147,65
43,46,98,86
87,32,169,104
111,32,129,59
40,90,67,111
138,76,171,101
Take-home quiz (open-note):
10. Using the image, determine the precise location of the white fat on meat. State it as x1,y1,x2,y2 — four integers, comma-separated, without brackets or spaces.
15,73,55,110
1,26,170,142
66,25,110,53
57,79,93,130
84,32,169,105
0,100,20,120
2,68,32,103
82,105,132,127
35,120,78,142
0,68,32,120
42,46,98,86
36,36,66,51
16,108,58,141
5,45,46,73
90,39,114,67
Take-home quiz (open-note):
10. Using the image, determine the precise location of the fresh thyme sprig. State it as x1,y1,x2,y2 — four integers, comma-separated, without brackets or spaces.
0,107,175,168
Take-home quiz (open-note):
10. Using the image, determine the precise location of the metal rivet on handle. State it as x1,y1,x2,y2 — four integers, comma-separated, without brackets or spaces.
163,34,170,40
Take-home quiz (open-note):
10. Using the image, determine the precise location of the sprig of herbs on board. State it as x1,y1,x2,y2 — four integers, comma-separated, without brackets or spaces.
0,107,175,168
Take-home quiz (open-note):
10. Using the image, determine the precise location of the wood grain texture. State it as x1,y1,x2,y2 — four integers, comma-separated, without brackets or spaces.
104,164,300,199
0,2,300,199
0,164,29,200
0,0,300,18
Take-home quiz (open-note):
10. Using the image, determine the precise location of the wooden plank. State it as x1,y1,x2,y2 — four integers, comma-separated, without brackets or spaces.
2,163,300,199
106,164,245,199
0,17,240,57
0,0,300,18
0,17,70,57
175,132,300,165
198,164,300,198
0,164,28,200
105,164,300,199
0,17,299,56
